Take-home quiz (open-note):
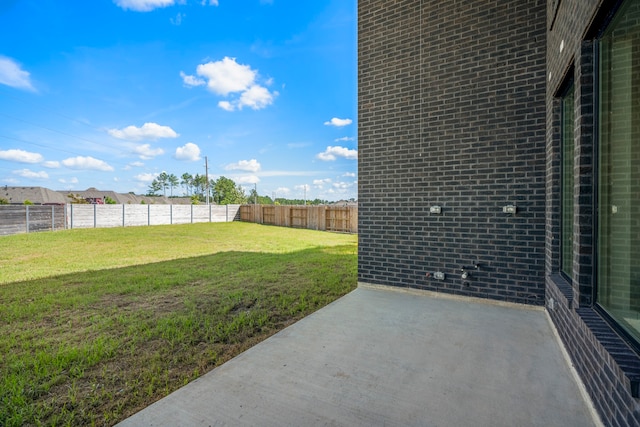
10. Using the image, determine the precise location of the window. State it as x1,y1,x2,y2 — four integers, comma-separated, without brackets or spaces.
561,83,575,279
597,0,640,344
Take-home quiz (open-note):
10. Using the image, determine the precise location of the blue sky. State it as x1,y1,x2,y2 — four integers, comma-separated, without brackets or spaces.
0,0,357,201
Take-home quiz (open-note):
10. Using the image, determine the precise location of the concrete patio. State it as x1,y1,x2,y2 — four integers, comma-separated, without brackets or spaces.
118,284,601,426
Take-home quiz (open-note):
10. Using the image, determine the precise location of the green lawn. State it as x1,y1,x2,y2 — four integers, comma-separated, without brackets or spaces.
0,222,357,426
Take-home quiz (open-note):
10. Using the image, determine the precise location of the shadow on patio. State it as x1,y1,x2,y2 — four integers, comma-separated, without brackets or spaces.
118,284,600,426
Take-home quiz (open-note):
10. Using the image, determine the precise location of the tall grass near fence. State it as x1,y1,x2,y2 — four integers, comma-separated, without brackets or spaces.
0,222,357,426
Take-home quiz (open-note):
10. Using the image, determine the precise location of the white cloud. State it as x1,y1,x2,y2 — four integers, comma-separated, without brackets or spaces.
235,175,260,184
180,71,205,87
182,57,277,111
335,136,355,142
225,159,261,172
218,100,234,111
275,187,290,195
13,169,48,179
133,144,165,160
316,146,358,161
113,0,174,12
202,0,218,5
42,161,61,168
59,177,79,184
61,156,114,172
313,178,332,189
333,181,352,190
0,56,35,91
108,122,179,141
134,172,158,182
294,184,310,192
0,149,43,163
170,12,184,25
324,117,352,127
124,161,145,170
343,172,356,177
238,85,276,110
196,57,256,96
174,142,201,161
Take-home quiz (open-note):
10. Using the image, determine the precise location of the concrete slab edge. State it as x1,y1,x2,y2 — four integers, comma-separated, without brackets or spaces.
544,312,605,427
357,282,545,312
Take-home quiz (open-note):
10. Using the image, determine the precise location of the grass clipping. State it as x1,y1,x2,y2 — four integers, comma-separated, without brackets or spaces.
0,222,357,426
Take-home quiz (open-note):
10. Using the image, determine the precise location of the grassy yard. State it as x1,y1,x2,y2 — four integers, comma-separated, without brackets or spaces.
0,222,357,426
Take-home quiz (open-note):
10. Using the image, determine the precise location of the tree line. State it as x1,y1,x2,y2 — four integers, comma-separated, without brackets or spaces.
148,172,247,205
148,172,333,206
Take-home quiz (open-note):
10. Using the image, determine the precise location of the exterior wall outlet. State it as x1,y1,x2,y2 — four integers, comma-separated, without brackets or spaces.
434,271,445,280
430,206,442,214
503,205,517,214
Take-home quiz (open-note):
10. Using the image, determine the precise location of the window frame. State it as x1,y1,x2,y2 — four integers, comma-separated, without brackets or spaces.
560,80,575,281
594,0,640,352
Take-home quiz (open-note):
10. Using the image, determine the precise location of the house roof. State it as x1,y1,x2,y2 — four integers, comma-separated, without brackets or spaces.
1,186,192,205
1,186,67,205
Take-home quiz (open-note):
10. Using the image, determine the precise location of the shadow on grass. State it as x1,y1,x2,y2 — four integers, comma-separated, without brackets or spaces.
0,244,357,427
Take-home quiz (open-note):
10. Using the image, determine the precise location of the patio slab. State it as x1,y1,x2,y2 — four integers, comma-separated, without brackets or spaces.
118,284,600,426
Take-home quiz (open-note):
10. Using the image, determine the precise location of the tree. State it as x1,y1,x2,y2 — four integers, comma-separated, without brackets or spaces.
168,174,179,197
157,172,169,196
147,179,162,196
213,176,247,205
0,197,8,205
67,193,89,204
249,188,259,204
191,174,207,201
181,173,193,196
248,189,273,205
104,196,117,204
23,199,34,205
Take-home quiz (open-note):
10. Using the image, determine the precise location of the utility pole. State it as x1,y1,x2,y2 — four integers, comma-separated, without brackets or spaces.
205,156,210,205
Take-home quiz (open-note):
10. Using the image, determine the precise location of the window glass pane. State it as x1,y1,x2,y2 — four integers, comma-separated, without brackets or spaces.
598,0,640,343
561,85,574,278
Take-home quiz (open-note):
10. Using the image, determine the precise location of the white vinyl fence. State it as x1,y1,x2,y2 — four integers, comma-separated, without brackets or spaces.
0,204,241,235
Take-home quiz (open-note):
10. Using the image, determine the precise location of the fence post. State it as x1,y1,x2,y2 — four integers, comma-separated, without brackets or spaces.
122,204,125,227
70,204,73,229
94,204,97,228
170,204,173,225
51,205,55,231
25,205,29,233
148,204,150,226
191,204,193,223
209,204,212,222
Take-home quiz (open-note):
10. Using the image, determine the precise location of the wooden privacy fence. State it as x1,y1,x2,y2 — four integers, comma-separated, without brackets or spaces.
239,205,357,233
0,204,241,236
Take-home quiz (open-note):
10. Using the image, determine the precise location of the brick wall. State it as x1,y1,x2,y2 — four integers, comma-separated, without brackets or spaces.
358,0,547,305
546,0,640,426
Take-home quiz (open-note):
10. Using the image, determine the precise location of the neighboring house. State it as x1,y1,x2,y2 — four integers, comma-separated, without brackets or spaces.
0,186,192,205
59,188,192,205
1,186,67,205
358,1,639,426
